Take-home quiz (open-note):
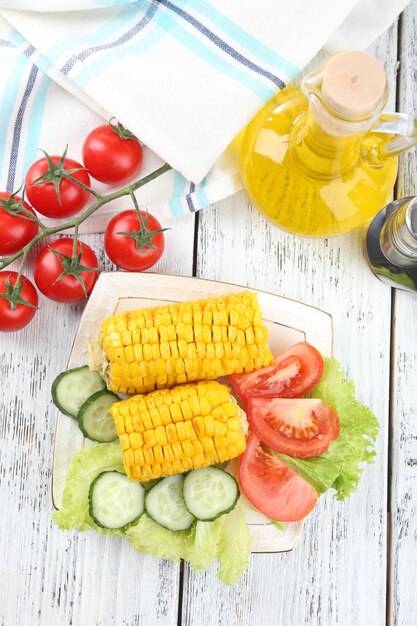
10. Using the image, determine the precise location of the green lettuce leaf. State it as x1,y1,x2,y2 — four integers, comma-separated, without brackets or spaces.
270,520,284,531
52,442,125,534
276,358,379,500
217,506,251,586
126,514,194,561
186,518,225,571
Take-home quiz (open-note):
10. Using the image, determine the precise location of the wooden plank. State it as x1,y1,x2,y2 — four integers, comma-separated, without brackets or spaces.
389,2,417,624
0,213,195,626
182,28,397,626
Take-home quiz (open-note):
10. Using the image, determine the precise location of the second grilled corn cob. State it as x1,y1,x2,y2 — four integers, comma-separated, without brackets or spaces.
110,381,246,482
100,291,272,394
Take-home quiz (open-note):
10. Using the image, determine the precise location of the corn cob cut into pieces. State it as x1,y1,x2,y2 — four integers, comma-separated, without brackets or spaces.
110,381,247,482
100,290,272,394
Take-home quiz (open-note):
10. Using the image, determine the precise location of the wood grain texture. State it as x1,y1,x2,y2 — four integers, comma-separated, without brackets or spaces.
181,27,398,626
389,3,417,624
0,214,195,626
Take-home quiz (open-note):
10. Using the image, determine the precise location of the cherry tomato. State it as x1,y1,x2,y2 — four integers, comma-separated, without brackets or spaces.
0,192,38,255
104,209,165,271
34,237,98,303
230,342,324,399
82,123,143,184
25,156,90,218
247,397,340,458
239,434,318,522
0,271,38,332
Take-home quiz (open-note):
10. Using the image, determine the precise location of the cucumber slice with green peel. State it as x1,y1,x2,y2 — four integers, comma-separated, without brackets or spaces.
89,471,145,529
183,467,239,521
145,475,195,531
78,390,119,442
52,365,105,418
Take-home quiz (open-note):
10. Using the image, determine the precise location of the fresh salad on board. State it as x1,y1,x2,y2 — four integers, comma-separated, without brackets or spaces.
52,291,378,585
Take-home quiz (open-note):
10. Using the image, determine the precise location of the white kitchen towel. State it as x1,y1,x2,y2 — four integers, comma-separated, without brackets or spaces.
0,0,408,230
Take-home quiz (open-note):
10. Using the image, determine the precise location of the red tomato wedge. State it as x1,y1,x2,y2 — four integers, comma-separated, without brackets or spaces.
239,434,318,522
247,397,340,458
229,342,324,399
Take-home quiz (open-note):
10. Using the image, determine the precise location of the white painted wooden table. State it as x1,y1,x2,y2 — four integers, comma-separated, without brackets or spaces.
1,5,416,625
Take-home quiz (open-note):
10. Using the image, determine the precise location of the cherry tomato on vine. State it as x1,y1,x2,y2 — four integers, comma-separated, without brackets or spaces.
0,271,38,332
104,209,166,271
82,122,143,185
34,237,98,303
0,192,38,255
25,154,91,218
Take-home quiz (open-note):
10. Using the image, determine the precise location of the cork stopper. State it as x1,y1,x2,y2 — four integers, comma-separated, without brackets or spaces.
322,51,387,117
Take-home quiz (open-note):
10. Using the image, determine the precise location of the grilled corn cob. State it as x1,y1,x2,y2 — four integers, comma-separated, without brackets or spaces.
100,291,272,394
110,381,247,482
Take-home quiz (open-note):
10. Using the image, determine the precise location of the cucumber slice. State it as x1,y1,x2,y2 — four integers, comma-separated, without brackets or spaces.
145,475,195,531
183,467,239,521
52,365,105,418
78,390,119,442
89,471,145,529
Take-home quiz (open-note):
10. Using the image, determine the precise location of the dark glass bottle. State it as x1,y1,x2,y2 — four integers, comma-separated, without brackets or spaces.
366,196,417,293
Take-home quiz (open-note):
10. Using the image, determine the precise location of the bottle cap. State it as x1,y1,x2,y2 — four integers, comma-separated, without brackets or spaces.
322,50,387,117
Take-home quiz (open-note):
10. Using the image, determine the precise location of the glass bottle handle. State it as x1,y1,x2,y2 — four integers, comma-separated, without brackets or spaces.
372,112,417,158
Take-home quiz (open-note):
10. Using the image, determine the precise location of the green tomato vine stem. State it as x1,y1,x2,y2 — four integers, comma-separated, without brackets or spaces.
0,162,172,272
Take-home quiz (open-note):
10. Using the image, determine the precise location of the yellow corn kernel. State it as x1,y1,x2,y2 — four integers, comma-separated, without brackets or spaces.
114,415,126,434
124,415,134,434
171,441,183,459
193,416,204,436
143,429,157,447
161,461,173,475
189,395,200,416
143,445,154,464
216,447,230,463
182,457,193,471
163,444,174,462
165,421,177,441
176,421,186,441
153,445,164,464
214,436,228,451
130,432,143,449
202,325,212,343
181,440,194,457
199,396,212,416
134,448,145,466
214,421,227,437
124,448,134,466
200,436,214,452
169,403,183,423
204,415,215,437
119,433,130,451
143,343,152,361
172,459,184,474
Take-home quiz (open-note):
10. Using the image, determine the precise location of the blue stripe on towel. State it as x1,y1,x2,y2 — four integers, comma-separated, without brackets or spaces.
150,3,276,101
44,4,142,70
157,0,285,89
7,65,39,192
188,0,298,79
185,181,196,212
0,39,15,49
61,2,157,74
